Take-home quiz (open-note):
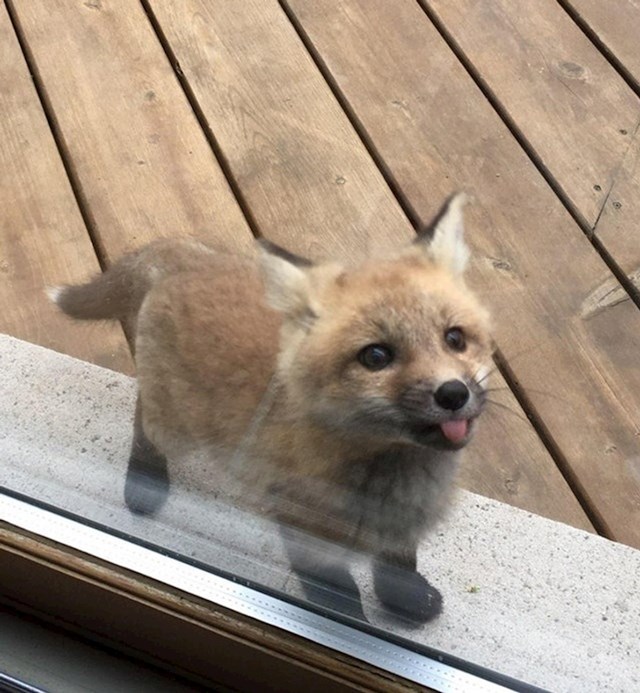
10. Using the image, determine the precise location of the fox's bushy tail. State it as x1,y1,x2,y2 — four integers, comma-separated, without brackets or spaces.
50,254,147,321
50,247,160,323
49,238,214,323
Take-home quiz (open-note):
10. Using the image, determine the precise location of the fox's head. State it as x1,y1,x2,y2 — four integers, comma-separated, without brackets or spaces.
259,194,493,450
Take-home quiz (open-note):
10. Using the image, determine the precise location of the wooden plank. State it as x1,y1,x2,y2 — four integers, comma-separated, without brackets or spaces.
145,0,594,531
561,0,640,87
422,0,640,267
281,0,640,545
572,0,640,294
591,130,640,288
0,3,130,372
145,0,411,258
9,0,252,264
459,382,594,532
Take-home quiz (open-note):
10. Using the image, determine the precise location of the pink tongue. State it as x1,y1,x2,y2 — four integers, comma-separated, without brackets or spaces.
440,419,469,443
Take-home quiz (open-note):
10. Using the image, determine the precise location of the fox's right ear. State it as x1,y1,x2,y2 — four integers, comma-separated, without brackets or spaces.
257,239,316,323
414,192,470,275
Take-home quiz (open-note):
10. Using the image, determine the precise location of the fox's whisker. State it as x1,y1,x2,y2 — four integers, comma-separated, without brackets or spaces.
474,340,551,388
484,398,530,425
475,365,498,386
482,385,569,406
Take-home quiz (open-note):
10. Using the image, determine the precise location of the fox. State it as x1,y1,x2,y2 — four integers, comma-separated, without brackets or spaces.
51,193,493,625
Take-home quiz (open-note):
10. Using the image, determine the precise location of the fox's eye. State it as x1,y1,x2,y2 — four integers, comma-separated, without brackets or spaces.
445,327,466,352
358,344,394,371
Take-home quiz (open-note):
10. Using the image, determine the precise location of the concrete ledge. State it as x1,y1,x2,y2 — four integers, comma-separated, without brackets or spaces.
1,334,638,692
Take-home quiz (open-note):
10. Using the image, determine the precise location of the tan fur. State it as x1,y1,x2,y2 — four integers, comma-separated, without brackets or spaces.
54,197,493,559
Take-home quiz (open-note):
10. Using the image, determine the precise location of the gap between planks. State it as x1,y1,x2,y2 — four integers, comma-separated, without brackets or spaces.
7,0,260,351
4,0,107,272
138,0,263,241
6,0,127,345
555,0,640,98
492,350,611,537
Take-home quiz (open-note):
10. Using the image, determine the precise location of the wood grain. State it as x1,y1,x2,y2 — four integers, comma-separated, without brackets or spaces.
591,124,640,281
146,0,594,531
282,0,640,545
9,0,253,264
562,0,640,87
423,0,640,235
145,0,411,259
0,3,130,372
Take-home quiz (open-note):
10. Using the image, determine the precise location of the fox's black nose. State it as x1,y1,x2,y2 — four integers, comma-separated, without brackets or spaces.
434,380,469,411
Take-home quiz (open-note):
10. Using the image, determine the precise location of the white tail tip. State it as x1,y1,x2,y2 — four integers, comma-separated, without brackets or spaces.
45,286,65,304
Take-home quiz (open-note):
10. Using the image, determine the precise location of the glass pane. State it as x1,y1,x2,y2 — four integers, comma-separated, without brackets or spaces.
1,0,639,691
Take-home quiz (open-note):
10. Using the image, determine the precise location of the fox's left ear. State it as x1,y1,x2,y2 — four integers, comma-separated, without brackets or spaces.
257,239,317,324
415,192,470,275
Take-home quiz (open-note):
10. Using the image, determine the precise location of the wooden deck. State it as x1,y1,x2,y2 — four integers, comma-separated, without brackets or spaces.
2,0,639,547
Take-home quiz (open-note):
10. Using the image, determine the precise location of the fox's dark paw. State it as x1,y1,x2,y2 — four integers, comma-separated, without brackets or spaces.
373,561,443,625
124,464,169,516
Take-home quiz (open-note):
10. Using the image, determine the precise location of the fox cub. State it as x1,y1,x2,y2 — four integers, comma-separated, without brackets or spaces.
52,193,493,624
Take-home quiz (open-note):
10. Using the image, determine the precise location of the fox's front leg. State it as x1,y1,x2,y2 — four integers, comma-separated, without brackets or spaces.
279,525,367,623
124,396,170,515
373,545,442,625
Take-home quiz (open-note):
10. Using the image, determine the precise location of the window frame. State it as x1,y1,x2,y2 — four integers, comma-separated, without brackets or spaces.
1,522,422,692
0,493,543,693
